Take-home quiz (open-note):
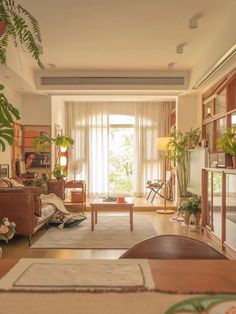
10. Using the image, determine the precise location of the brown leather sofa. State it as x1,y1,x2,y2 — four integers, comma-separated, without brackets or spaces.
0,186,57,246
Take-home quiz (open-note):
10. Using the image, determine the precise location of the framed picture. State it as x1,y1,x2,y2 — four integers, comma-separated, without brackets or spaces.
0,164,9,178
25,152,51,169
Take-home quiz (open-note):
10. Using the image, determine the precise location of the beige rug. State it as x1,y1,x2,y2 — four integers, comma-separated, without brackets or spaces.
31,213,157,249
0,258,155,292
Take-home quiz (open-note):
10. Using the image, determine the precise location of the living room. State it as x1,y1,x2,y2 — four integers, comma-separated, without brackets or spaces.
0,1,236,313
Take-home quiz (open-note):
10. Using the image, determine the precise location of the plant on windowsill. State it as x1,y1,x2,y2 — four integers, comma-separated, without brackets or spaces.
33,134,74,180
0,0,44,152
217,127,236,168
167,128,201,204
178,196,201,226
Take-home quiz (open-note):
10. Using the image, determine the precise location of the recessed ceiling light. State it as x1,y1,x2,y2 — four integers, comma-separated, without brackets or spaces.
189,14,202,29
176,43,186,54
168,63,175,69
47,63,56,69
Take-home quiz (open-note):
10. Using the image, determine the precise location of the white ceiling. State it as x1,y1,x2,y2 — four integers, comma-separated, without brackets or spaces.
19,0,235,72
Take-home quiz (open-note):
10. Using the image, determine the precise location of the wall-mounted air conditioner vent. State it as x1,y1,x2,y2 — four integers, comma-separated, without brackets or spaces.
36,71,189,90
41,76,185,86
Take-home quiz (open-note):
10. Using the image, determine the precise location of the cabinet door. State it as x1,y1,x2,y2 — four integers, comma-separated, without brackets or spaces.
225,173,236,250
212,172,222,240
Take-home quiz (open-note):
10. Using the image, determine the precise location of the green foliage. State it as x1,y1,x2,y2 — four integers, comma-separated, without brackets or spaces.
179,196,201,214
217,127,236,156
167,128,201,197
109,128,134,194
0,84,20,151
0,0,44,68
33,134,74,179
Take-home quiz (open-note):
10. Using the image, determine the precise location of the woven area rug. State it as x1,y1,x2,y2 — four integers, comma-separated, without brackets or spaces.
0,258,155,292
31,213,157,249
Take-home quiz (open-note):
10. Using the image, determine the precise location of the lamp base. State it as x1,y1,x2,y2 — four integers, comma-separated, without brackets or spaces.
156,208,175,214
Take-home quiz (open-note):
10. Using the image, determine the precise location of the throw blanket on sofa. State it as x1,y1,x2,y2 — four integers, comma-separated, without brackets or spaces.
40,193,86,229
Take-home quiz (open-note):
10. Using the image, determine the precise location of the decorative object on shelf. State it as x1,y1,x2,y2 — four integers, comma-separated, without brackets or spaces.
217,127,236,168
167,128,201,204
69,159,83,180
178,196,201,226
0,217,16,245
0,164,9,178
33,134,74,179
156,137,175,214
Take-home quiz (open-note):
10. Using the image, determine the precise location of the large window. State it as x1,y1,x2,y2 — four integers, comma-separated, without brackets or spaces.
108,115,134,195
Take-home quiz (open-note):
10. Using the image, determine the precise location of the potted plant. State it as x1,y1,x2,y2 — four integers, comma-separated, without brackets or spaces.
217,127,236,168
167,128,201,204
33,134,74,180
0,0,44,152
179,196,201,225
0,217,16,257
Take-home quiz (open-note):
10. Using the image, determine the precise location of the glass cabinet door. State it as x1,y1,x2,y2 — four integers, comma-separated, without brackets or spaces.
212,172,222,239
215,89,227,115
225,173,236,250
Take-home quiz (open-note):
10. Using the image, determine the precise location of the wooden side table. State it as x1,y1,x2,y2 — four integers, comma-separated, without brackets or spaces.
90,199,134,231
64,180,86,212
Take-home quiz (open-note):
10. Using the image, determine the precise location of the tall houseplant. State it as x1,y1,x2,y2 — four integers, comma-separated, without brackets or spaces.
0,0,44,151
217,127,236,168
167,128,201,201
33,134,74,179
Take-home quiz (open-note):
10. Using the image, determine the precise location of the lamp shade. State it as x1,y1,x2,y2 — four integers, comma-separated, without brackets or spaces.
157,137,172,151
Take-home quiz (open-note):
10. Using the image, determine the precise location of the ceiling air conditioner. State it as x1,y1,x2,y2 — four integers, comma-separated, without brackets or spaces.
36,71,189,90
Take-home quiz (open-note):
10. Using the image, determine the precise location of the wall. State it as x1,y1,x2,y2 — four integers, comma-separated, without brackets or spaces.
0,85,23,176
176,93,201,132
21,95,51,125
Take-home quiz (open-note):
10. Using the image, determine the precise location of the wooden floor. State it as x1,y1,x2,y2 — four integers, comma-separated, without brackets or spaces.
0,197,226,260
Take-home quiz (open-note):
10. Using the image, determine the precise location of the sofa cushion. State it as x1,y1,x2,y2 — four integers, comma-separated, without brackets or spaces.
36,204,56,225
0,179,9,187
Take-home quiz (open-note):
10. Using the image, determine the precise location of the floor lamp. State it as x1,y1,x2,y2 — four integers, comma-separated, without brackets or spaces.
156,137,175,214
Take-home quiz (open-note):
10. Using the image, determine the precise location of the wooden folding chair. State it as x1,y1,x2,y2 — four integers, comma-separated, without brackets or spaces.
146,170,172,203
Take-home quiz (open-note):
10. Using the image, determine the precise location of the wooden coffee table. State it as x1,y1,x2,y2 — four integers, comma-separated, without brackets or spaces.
90,199,134,231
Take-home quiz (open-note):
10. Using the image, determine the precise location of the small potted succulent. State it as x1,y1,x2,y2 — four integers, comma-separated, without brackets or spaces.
179,196,201,225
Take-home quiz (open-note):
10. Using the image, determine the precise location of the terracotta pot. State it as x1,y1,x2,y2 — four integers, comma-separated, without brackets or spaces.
184,211,201,225
0,20,7,39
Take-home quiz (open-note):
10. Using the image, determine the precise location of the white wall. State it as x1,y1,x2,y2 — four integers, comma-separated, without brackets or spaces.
0,85,23,176
21,95,51,125
176,93,201,132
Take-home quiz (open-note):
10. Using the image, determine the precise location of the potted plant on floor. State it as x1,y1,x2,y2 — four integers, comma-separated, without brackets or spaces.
217,127,236,168
179,196,201,225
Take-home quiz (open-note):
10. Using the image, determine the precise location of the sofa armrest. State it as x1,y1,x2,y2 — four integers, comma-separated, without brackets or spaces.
0,192,36,236
0,187,42,217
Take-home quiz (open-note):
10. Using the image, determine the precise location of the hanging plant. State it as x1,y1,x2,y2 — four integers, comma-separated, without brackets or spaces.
0,0,44,152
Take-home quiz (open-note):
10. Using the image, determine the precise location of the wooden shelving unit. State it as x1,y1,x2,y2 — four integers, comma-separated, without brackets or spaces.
11,123,24,177
202,70,236,154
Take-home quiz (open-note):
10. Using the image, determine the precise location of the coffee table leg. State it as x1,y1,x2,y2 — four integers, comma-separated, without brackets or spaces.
91,206,94,231
130,206,133,231
95,210,97,224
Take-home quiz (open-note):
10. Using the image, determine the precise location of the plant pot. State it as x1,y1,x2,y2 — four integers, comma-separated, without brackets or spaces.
184,212,201,225
0,20,7,39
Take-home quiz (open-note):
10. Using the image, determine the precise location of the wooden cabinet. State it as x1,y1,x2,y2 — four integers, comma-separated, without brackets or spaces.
202,70,236,154
64,180,86,212
202,168,236,259
12,123,24,177
23,125,51,176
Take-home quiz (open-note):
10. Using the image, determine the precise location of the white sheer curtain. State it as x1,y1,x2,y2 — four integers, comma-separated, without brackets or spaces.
65,101,174,197
133,101,174,197
65,102,109,197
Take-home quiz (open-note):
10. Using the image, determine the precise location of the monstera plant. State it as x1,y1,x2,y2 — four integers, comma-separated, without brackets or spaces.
0,0,44,152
